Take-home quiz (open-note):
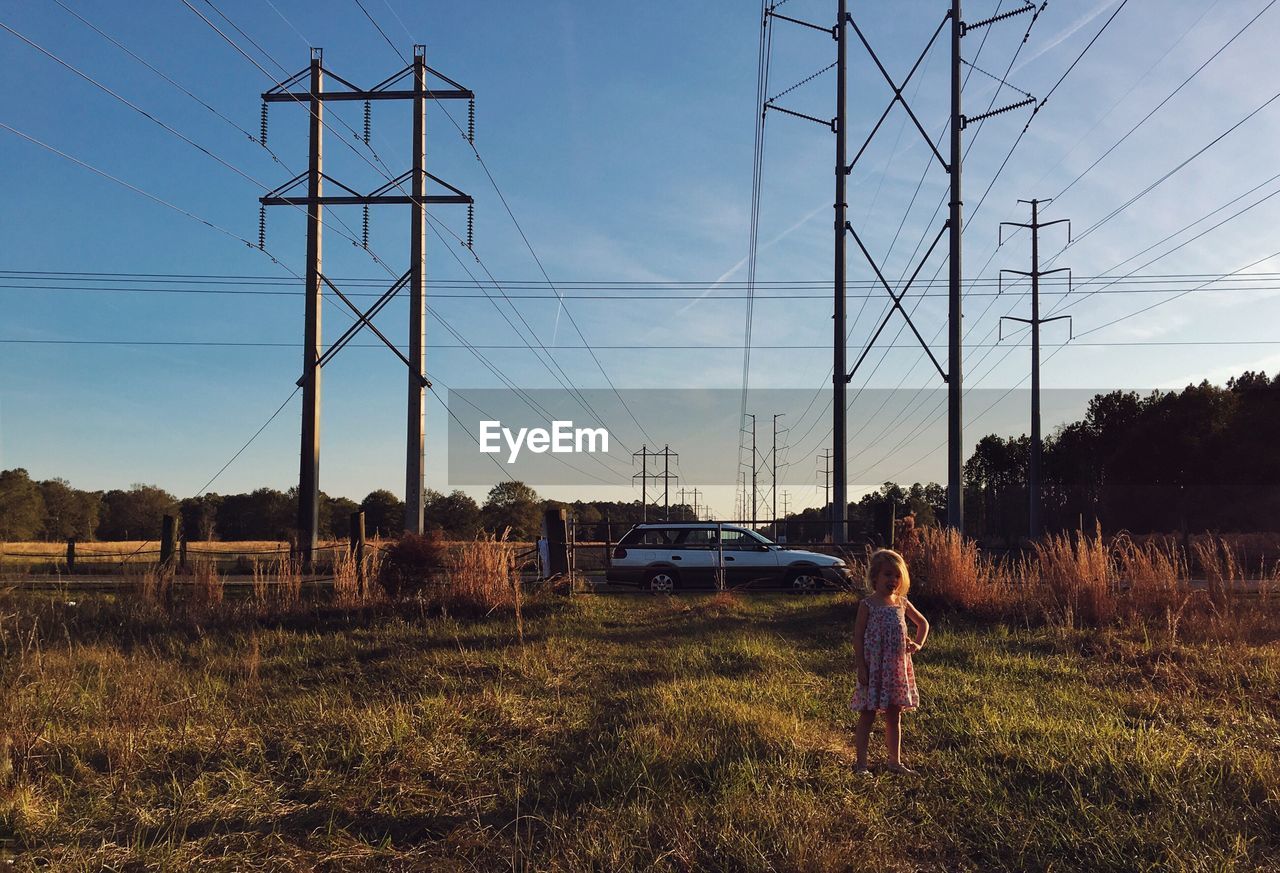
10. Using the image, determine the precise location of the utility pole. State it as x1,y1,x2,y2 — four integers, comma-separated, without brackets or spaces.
297,51,323,570
261,47,473,567
762,3,848,543
691,488,702,520
772,413,785,539
834,0,849,546
818,448,833,513
947,0,964,532
633,445,648,522
1000,198,1071,540
663,444,675,520
745,413,758,530
947,0,1037,530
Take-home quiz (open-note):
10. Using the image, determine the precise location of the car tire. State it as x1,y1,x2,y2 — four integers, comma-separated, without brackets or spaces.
786,567,821,593
646,568,679,594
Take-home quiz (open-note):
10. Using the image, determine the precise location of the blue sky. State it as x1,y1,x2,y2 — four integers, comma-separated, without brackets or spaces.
3,0,1279,519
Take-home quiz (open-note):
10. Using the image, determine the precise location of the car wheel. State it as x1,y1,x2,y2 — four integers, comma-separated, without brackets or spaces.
646,568,679,594
787,567,821,593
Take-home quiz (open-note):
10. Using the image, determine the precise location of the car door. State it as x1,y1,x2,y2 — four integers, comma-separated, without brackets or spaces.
614,527,671,584
719,527,780,587
669,528,717,587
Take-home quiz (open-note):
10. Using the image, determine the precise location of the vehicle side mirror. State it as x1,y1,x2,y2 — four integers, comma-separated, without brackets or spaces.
756,544,770,552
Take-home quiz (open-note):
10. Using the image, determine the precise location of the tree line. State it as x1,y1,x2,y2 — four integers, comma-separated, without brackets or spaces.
789,371,1280,542
961,371,1280,540
0,475,528,543
3,373,1275,543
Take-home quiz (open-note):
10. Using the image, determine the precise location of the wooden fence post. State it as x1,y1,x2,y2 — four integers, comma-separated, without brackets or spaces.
66,537,76,573
542,507,569,584
350,510,366,596
160,515,177,566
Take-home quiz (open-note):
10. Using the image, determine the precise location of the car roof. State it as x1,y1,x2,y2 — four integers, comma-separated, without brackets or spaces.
632,522,749,529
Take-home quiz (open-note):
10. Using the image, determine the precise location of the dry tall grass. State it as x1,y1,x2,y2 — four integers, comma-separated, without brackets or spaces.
249,556,303,612
904,526,1276,641
1033,529,1114,626
135,564,173,608
189,559,224,612
910,527,1016,614
331,547,383,608
435,532,523,619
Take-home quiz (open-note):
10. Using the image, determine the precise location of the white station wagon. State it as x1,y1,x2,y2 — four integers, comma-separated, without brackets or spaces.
606,523,854,593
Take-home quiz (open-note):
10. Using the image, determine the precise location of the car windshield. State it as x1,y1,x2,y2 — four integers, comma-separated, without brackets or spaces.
721,527,774,547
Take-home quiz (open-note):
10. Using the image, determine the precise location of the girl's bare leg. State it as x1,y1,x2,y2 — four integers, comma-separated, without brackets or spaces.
884,706,902,765
854,710,876,768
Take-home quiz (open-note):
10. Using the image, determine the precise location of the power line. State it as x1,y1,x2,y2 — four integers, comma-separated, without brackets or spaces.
1066,85,1280,250
0,19,274,192
1025,0,1222,196
12,280,1280,300
11,269,1279,288
49,0,286,163
263,0,311,49
739,0,775,516
1052,0,1276,204
6,338,1274,349
192,387,300,496
352,0,407,62
0,123,258,250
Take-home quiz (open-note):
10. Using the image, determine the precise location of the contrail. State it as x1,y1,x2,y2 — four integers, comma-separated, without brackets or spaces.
1013,0,1123,73
676,201,829,317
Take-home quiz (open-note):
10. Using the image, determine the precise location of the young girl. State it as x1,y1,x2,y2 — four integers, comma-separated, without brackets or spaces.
852,548,929,775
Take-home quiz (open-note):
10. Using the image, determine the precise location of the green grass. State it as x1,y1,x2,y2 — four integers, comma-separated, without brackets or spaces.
2,591,1278,871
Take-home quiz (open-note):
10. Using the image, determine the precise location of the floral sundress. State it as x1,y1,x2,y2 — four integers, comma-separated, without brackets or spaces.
851,599,919,712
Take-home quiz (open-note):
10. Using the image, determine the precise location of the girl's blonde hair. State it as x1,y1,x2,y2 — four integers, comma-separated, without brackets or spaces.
867,548,910,596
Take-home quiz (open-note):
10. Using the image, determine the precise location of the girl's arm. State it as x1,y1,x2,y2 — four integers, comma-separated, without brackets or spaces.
903,599,929,652
853,600,869,666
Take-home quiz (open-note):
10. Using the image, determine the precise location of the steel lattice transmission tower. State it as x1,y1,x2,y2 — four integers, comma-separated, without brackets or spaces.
259,46,474,568
763,1,1036,539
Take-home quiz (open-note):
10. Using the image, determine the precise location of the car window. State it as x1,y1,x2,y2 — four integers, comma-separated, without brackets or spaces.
720,529,761,550
677,528,717,547
620,528,673,546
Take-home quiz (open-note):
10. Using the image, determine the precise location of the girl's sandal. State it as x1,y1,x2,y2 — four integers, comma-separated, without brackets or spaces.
852,763,873,776
885,762,919,775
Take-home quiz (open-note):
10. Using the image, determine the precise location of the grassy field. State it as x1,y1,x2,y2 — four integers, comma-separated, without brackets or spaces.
1,540,297,557
2,590,1278,871
0,540,536,578
0,541,302,578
